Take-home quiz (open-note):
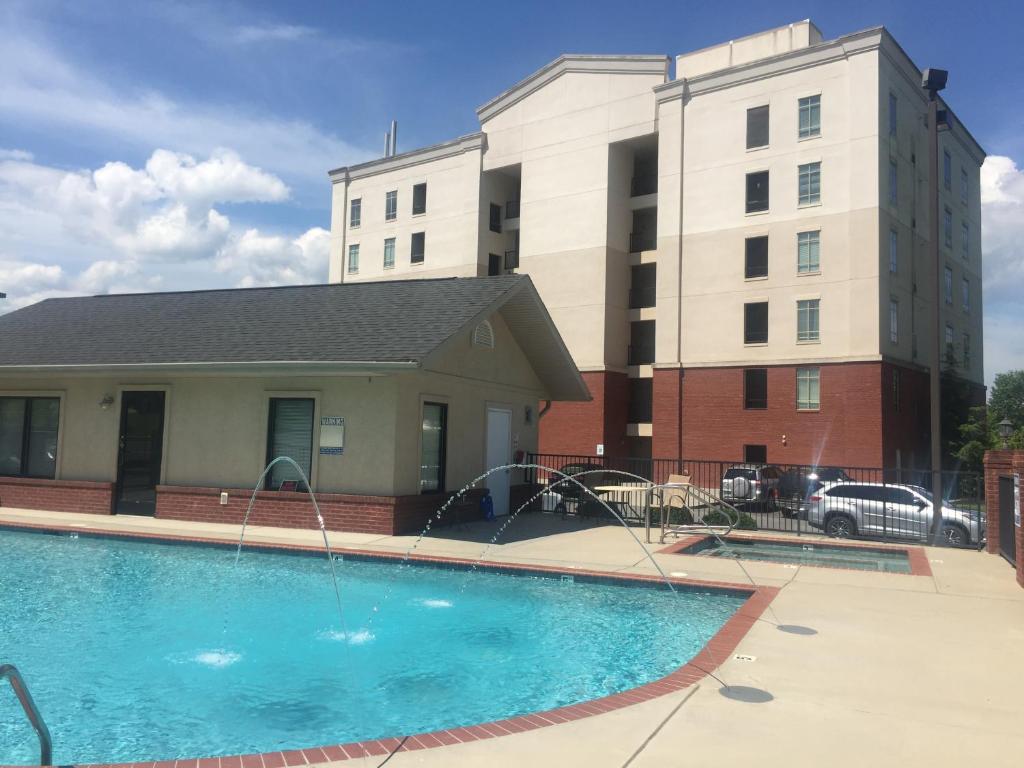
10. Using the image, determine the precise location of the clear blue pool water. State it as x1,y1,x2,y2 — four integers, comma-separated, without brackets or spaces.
684,536,912,573
0,529,745,764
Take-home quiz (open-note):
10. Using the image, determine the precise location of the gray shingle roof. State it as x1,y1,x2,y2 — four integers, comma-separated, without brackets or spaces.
0,276,528,367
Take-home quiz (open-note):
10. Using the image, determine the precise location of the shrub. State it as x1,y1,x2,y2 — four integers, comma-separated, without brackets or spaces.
701,509,758,530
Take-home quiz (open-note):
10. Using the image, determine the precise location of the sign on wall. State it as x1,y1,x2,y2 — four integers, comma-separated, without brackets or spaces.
319,416,345,455
1015,473,1021,528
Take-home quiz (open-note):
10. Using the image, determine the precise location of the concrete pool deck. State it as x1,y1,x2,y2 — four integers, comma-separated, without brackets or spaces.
2,506,1022,767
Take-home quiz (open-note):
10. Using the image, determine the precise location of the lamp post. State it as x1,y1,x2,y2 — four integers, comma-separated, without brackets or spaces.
922,67,949,545
998,418,1014,450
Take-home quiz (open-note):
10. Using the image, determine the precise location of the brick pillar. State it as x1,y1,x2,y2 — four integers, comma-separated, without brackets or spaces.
1015,453,1024,588
652,367,683,460
983,450,1014,556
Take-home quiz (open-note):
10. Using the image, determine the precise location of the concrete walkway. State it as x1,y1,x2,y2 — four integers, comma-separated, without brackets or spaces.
2,507,1022,767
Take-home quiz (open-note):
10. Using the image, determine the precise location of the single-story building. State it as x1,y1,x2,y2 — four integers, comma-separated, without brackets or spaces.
0,275,589,534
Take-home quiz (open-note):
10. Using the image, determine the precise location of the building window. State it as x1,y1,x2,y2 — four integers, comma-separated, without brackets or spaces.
628,320,655,365
798,162,821,205
412,183,427,215
385,190,397,221
349,198,361,228
889,161,898,205
487,253,501,276
744,235,768,279
892,368,901,412
419,402,447,493
960,168,968,204
744,302,768,344
744,444,767,464
743,368,768,409
943,150,952,190
796,367,820,411
797,299,820,342
944,207,952,247
889,229,898,273
961,222,969,260
889,299,899,343
963,333,971,368
888,92,897,136
797,230,820,273
945,324,955,359
489,203,502,233
798,95,820,139
745,171,769,213
962,277,970,312
0,397,60,478
410,232,425,264
347,244,359,274
383,238,395,269
944,266,953,304
266,398,314,491
628,378,654,423
746,105,769,149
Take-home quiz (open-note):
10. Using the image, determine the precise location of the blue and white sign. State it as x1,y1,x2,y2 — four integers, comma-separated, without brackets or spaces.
1015,473,1021,528
319,416,345,455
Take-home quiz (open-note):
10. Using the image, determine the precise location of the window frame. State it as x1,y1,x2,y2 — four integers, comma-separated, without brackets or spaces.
945,324,955,358
743,368,768,410
889,160,898,205
385,190,397,222
410,231,425,264
419,401,448,494
943,207,953,248
889,229,898,274
383,237,395,269
797,230,820,274
412,183,427,216
743,301,769,345
944,266,953,305
744,235,768,279
961,222,969,260
746,104,770,150
889,299,899,344
796,366,820,411
347,243,359,274
798,94,821,139
743,444,768,464
0,395,61,479
745,170,769,214
798,161,821,206
961,277,970,312
265,397,316,492
349,198,361,228
489,203,502,233
796,298,820,343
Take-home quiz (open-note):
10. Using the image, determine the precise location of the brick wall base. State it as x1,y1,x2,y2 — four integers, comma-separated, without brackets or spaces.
0,477,114,515
155,484,538,536
539,371,628,458
983,450,1024,588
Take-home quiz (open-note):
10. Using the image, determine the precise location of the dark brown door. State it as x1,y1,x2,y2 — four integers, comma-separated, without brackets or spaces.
115,391,165,515
999,475,1017,566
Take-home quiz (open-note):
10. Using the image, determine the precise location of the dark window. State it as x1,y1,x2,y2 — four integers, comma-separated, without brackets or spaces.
420,402,447,493
744,302,768,344
411,231,425,264
412,183,427,215
628,378,653,423
744,444,767,463
0,397,60,478
883,487,919,505
746,171,769,213
744,236,768,279
349,198,361,228
626,437,652,460
266,398,314,491
488,253,501,276
628,320,655,365
746,105,769,149
489,203,502,233
744,369,768,409
629,263,657,308
630,207,657,252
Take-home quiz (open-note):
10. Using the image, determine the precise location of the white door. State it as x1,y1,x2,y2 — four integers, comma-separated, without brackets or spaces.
485,407,512,516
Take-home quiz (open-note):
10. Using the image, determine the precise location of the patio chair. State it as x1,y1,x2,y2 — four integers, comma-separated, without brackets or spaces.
660,474,694,526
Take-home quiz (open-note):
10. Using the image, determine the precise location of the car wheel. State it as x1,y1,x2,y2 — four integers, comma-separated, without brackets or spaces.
825,514,856,538
941,524,968,547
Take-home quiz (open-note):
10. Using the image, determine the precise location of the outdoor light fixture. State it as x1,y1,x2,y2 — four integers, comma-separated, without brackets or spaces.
99,394,115,410
998,417,1014,448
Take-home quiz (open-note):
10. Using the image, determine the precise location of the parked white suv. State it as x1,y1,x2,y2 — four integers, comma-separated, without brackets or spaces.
807,482,984,546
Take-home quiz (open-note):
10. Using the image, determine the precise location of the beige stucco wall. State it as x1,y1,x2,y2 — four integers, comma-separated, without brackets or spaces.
0,311,546,499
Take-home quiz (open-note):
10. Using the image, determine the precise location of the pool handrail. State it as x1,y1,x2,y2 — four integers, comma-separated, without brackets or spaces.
1,663,52,765
646,482,742,543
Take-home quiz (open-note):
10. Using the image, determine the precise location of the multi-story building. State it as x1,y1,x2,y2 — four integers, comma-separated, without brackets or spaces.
327,20,985,471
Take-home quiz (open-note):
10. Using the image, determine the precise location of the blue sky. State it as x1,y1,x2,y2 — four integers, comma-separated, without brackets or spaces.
1,0,1022,383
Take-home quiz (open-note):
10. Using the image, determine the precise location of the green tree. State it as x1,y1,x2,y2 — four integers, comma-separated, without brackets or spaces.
953,369,1024,472
989,371,1024,426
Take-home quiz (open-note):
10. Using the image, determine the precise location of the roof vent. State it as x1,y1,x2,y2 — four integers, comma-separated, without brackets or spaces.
472,320,495,349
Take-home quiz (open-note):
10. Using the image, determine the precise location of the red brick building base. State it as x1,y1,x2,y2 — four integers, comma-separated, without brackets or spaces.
983,450,1024,588
0,477,113,515
539,370,628,457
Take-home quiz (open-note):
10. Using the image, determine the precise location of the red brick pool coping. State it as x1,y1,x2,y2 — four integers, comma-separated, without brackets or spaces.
656,531,933,577
1,519,780,767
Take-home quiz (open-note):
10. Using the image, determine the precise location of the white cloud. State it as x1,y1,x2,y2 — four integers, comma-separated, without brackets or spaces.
231,24,317,44
0,148,33,161
217,227,330,287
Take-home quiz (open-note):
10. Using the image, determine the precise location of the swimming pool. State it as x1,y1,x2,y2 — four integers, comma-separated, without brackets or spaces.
678,535,913,573
0,529,747,764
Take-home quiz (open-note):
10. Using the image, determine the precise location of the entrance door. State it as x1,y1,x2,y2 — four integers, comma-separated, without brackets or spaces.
485,407,512,516
999,475,1017,566
115,391,166,515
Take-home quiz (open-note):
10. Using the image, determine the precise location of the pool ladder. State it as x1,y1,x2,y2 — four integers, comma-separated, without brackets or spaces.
1,663,52,765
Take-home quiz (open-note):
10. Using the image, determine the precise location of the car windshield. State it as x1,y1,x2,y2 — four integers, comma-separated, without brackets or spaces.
724,468,756,479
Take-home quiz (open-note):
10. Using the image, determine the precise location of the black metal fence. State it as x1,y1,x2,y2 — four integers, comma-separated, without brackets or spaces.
525,452,985,548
